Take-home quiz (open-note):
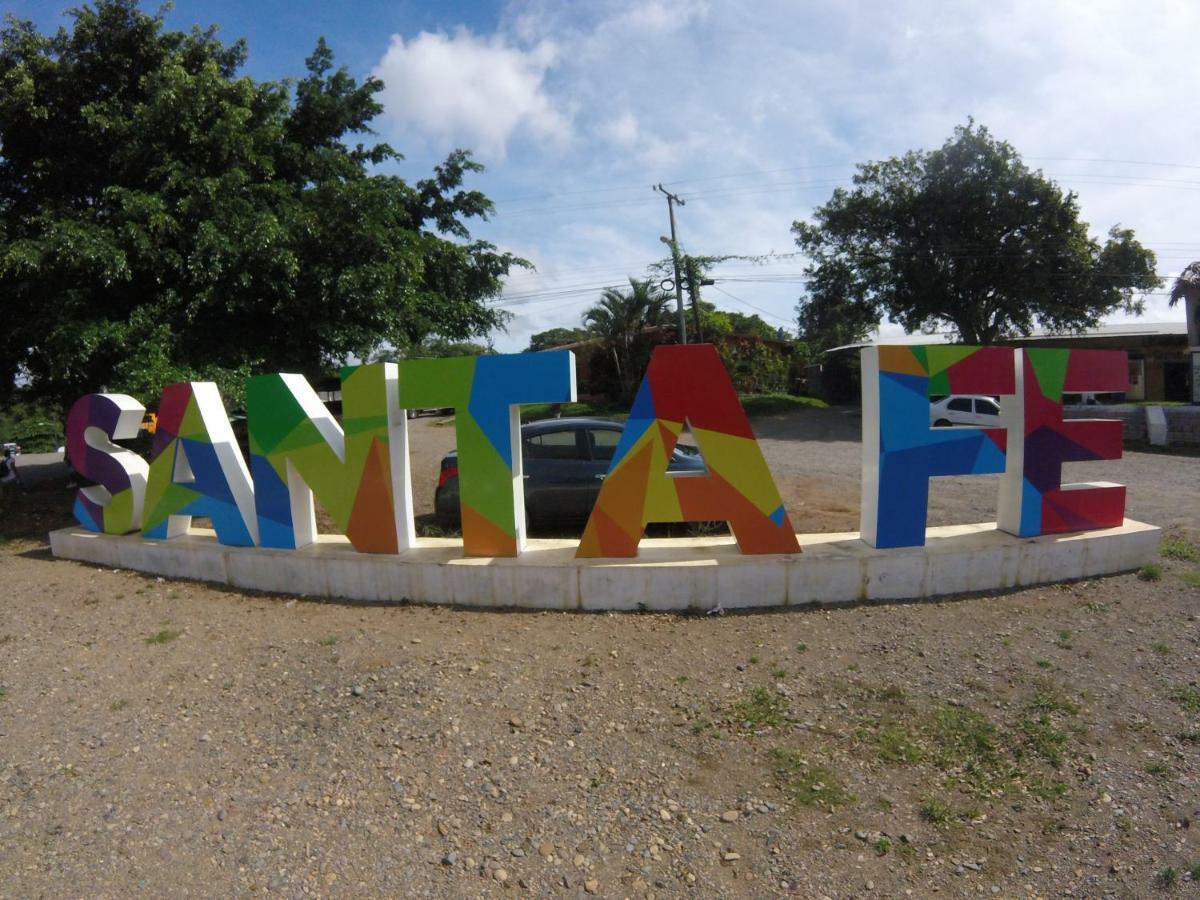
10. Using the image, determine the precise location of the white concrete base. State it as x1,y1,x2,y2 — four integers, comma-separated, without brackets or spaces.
48,520,1162,611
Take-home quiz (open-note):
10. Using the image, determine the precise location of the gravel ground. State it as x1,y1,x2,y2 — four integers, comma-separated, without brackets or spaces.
1,407,1197,898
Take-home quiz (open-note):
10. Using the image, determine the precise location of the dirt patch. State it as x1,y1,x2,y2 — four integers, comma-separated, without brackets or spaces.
1,408,1198,896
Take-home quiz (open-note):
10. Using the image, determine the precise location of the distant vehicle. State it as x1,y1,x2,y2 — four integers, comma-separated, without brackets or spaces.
406,407,453,420
434,417,706,526
929,395,1001,427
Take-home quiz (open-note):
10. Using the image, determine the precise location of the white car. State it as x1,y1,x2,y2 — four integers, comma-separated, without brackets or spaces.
929,395,1001,427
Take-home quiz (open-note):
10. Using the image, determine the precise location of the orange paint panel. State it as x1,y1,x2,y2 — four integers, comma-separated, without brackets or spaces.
676,468,799,554
878,345,926,377
460,504,517,557
345,438,398,554
578,505,642,558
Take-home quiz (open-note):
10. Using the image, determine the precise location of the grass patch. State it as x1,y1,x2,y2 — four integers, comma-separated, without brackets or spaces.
519,401,625,423
1019,715,1070,768
769,749,851,808
1035,659,1053,669
918,798,959,825
1028,779,1068,801
876,725,925,764
738,394,828,417
1159,536,1200,562
0,687,7,701
143,629,182,645
872,837,891,856
318,635,338,647
1029,683,1080,716
731,687,790,730
1152,642,1171,656
1145,761,1170,778
1180,572,1200,589
1138,564,1163,582
109,699,128,712
795,643,807,653
1155,866,1178,888
1169,685,1200,713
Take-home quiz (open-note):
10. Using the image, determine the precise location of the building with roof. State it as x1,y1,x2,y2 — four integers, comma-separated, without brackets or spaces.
818,321,1193,404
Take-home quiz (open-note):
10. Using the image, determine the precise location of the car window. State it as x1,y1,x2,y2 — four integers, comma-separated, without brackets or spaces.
947,397,973,413
587,428,622,461
524,429,586,461
974,398,1000,415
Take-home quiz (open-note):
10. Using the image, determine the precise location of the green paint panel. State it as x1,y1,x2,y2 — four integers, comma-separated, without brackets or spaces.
342,364,389,418
282,441,353,523
246,376,306,456
1027,348,1069,401
398,358,474,409
103,488,135,534
925,345,977,376
145,481,200,529
910,345,929,369
456,414,515,535
178,397,207,441
927,370,950,396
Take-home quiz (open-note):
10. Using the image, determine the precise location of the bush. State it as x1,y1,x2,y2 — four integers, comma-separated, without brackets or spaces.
0,396,64,452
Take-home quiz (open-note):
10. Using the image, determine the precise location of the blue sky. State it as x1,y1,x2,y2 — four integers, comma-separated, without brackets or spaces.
15,1,1200,350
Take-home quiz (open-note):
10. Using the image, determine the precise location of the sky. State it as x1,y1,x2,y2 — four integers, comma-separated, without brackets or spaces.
14,0,1200,351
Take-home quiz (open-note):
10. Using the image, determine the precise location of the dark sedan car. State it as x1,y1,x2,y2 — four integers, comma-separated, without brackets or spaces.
434,417,706,526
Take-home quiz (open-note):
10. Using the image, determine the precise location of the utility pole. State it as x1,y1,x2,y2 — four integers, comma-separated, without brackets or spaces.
653,184,687,344
684,255,714,344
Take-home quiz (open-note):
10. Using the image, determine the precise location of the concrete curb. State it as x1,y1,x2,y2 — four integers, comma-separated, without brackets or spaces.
49,520,1161,611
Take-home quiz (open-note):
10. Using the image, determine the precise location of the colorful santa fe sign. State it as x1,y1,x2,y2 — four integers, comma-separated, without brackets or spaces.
996,348,1127,537
66,393,149,534
63,343,1132,564
577,344,797,557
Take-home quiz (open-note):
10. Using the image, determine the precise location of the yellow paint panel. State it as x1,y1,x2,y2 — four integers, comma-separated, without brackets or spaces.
691,427,785,515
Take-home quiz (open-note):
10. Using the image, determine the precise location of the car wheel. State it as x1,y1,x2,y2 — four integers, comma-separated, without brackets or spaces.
933,419,952,428
405,409,416,420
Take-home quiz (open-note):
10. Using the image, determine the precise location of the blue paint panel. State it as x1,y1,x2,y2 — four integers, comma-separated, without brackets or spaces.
873,361,1009,548
73,496,101,532
768,504,786,527
628,375,657,421
469,352,575,468
1019,479,1042,538
252,454,297,549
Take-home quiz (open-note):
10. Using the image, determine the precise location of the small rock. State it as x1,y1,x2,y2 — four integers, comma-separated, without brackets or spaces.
721,810,739,823
584,879,599,894
351,685,364,697
723,851,741,863
493,868,508,883
441,852,458,866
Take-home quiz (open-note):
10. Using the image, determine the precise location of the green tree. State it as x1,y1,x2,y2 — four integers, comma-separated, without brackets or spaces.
792,121,1160,345
1168,262,1200,347
582,278,668,401
525,327,591,352
0,1,524,405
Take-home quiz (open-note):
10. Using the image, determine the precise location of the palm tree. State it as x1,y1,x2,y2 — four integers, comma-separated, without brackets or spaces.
583,278,669,400
1169,262,1200,347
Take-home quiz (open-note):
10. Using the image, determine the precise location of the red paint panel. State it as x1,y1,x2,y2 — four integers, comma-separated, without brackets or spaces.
1063,350,1128,393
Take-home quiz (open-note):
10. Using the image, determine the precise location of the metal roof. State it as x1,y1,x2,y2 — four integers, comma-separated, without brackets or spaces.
825,321,1188,353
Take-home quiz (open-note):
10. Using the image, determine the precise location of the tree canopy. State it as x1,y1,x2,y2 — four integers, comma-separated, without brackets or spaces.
0,0,524,405
525,327,592,352
792,122,1160,346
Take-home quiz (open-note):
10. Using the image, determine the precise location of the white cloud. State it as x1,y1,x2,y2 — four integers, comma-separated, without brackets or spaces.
369,1,1200,348
599,111,639,147
372,29,569,159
